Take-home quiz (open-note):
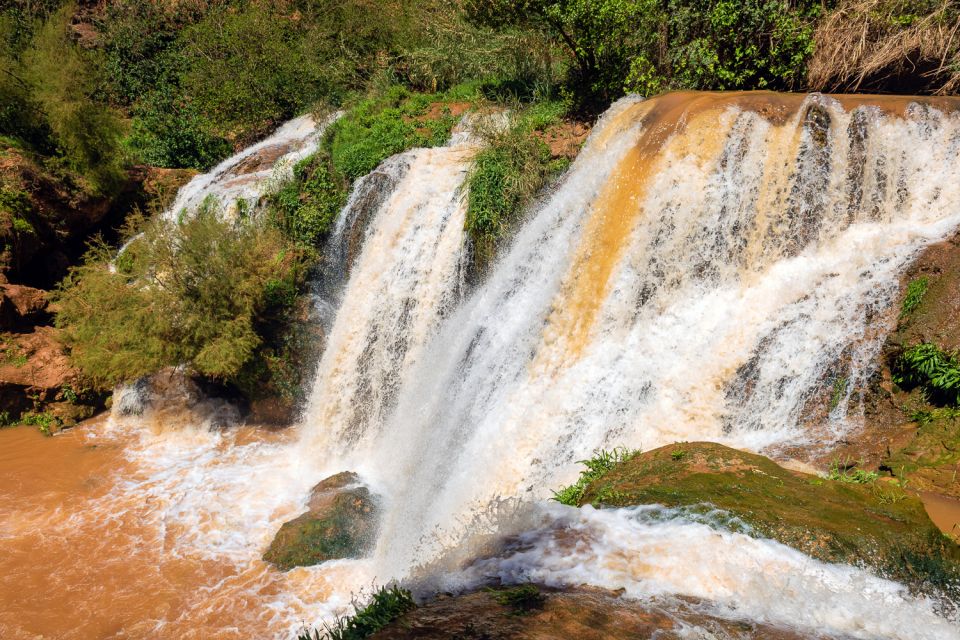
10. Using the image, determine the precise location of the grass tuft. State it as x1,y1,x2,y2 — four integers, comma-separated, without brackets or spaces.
552,447,640,506
297,585,416,640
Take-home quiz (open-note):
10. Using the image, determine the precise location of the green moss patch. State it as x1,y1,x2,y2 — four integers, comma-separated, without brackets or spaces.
577,442,960,595
264,474,379,571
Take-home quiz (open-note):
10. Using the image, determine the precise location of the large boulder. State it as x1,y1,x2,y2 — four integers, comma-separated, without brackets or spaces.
263,472,380,570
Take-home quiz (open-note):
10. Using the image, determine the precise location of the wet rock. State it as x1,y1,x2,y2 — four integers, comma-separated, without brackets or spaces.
263,472,380,570
111,368,241,430
370,587,807,640
579,442,960,594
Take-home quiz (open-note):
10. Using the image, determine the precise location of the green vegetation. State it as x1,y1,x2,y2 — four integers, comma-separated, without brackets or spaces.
900,276,929,318
54,208,311,400
893,342,960,406
298,585,416,640
19,411,58,436
487,584,546,614
465,101,571,275
552,447,640,506
829,375,848,411
827,458,879,484
574,441,960,597
466,0,823,110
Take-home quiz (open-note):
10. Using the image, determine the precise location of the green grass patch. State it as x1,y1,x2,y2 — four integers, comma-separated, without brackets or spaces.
552,447,640,506
465,100,571,277
827,458,879,484
901,276,929,318
829,375,848,411
298,585,416,640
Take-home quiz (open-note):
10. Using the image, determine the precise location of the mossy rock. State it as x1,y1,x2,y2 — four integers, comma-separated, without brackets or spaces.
580,442,960,595
263,472,379,570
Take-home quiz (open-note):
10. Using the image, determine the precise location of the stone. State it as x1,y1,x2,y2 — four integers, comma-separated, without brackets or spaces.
263,472,380,570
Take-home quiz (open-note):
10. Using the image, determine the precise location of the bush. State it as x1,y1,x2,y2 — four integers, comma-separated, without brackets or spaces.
54,209,311,390
465,102,570,276
328,86,461,180
466,0,824,110
809,0,960,94
893,342,960,406
126,82,232,170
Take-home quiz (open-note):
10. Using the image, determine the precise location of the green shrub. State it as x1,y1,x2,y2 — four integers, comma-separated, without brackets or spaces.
328,86,460,180
126,82,232,169
267,153,348,248
552,447,640,506
19,4,125,194
465,103,569,276
893,342,960,406
54,209,311,390
466,0,823,109
487,584,546,614
298,585,416,640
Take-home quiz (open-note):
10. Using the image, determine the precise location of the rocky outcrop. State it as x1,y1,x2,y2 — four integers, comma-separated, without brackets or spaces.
0,326,101,430
0,284,50,331
370,587,806,640
263,472,380,570
578,442,959,594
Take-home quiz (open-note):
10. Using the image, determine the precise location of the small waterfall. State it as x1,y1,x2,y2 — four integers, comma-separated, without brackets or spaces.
165,113,335,220
299,92,960,581
301,139,475,454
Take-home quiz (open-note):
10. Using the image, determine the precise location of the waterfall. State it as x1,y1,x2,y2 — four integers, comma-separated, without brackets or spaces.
11,92,960,640
164,113,335,220
301,92,960,581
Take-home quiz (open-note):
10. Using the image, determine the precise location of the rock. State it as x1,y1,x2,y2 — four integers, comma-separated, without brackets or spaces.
111,368,241,431
0,326,105,430
579,442,960,594
0,283,49,331
370,587,806,640
263,472,380,570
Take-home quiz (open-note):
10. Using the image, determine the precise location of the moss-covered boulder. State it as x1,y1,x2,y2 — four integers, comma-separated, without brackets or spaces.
577,442,960,594
263,471,379,570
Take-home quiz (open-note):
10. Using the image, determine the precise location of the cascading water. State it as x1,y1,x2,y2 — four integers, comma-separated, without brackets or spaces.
5,92,960,640
165,113,334,220
304,92,960,586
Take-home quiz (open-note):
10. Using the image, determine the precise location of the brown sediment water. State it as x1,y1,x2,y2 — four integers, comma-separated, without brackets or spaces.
919,491,960,538
0,418,344,640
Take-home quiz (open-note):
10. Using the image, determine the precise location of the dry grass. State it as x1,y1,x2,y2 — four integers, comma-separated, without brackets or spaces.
808,0,960,94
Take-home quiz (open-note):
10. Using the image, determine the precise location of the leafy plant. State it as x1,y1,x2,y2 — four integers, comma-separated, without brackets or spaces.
552,447,640,506
828,458,879,484
297,585,416,640
900,276,929,318
671,449,687,461
465,102,569,277
893,342,960,406
20,411,58,436
488,584,546,614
